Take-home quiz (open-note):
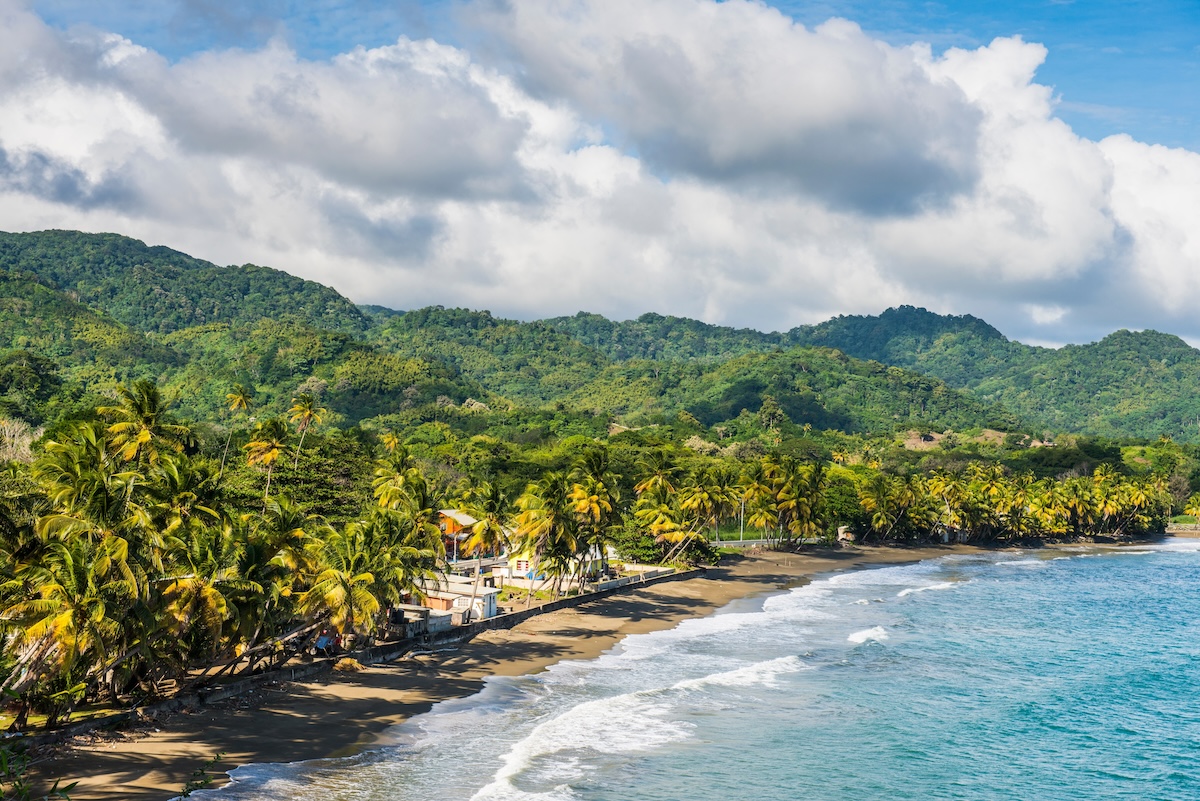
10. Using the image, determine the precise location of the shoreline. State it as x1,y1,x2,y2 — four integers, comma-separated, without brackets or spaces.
38,545,980,800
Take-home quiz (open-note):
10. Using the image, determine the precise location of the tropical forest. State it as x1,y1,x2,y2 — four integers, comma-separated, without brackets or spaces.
2,230,1199,741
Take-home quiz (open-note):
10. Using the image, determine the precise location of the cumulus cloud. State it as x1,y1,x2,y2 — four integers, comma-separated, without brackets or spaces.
0,0,1199,345
472,0,981,214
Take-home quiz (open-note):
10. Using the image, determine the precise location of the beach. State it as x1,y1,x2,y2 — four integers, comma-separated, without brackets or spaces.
38,545,974,800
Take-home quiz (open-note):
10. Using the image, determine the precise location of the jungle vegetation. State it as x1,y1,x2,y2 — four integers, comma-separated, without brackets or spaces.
2,230,1200,737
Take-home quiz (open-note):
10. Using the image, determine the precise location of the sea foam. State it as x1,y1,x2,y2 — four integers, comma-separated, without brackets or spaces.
847,626,889,644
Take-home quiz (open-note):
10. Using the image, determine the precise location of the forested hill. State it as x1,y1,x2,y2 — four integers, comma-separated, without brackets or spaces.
785,307,1200,441
0,230,367,333
546,305,1200,441
4,228,1200,441
0,230,1015,440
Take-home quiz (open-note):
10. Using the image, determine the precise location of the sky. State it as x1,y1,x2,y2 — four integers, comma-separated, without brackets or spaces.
3,0,1200,346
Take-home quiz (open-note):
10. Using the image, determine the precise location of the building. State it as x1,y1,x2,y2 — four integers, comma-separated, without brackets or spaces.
422,586,501,623
437,509,479,562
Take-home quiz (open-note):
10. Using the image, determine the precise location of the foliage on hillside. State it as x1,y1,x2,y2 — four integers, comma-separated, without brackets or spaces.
549,304,1200,441
0,230,367,333
366,307,610,403
6,230,1200,442
789,306,1200,441
545,311,790,362
563,348,1020,434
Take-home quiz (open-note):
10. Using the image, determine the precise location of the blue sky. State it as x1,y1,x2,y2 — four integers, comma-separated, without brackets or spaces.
30,0,1200,150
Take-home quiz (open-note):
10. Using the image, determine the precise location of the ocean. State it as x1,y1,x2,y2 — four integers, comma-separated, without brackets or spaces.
197,540,1200,801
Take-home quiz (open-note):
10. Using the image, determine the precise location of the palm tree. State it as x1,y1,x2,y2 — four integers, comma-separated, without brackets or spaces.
0,536,137,725
350,508,440,612
926,470,965,541
859,473,900,543
740,460,776,543
300,526,380,639
634,450,680,496
158,524,258,666
244,419,290,506
569,448,621,579
372,446,422,510
288,393,327,469
514,473,577,603
461,481,512,622
98,380,191,467
219,384,253,480
679,466,738,543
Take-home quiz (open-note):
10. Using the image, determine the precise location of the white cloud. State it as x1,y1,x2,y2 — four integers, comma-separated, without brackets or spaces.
472,0,981,214
0,0,1199,345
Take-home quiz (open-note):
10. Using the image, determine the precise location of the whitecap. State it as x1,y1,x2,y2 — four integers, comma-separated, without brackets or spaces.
676,655,807,690
848,626,889,644
897,581,957,597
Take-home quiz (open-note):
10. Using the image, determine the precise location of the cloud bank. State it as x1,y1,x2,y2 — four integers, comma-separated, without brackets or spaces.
0,0,1198,344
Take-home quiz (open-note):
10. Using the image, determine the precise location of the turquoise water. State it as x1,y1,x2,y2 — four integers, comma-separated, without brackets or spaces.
201,540,1200,801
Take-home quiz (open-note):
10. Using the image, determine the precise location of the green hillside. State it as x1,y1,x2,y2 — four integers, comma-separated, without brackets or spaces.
0,230,367,333
4,229,1200,442
545,311,788,362
367,307,610,403
560,347,1018,434
548,305,1200,441
787,306,1200,440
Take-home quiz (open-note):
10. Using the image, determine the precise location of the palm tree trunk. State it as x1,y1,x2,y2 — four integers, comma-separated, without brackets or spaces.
263,461,274,508
465,556,482,623
294,427,307,469
219,429,234,481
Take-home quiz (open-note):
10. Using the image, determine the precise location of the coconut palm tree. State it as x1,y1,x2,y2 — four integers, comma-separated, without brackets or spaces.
219,384,253,480
288,393,327,469
0,536,137,725
158,524,259,666
461,481,512,622
569,448,621,578
372,445,422,510
244,419,290,506
514,473,577,603
634,450,680,496
98,380,191,467
300,526,380,639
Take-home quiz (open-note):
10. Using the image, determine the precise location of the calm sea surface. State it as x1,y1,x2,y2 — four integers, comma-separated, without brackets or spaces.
199,540,1200,801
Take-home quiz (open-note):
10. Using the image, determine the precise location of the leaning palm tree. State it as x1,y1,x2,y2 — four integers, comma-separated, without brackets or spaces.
243,419,290,506
461,481,513,622
98,380,191,467
288,393,327,469
219,384,254,480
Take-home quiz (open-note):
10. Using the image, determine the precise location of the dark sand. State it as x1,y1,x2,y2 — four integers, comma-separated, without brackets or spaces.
39,545,977,800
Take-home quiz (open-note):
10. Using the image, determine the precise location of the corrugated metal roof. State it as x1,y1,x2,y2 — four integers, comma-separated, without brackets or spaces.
439,509,479,527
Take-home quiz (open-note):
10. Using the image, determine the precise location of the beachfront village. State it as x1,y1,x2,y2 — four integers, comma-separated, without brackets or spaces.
0,379,1182,750
339,507,677,651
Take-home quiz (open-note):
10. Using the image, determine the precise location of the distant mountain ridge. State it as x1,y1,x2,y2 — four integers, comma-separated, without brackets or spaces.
0,230,367,334
1,229,1198,440
547,305,1200,440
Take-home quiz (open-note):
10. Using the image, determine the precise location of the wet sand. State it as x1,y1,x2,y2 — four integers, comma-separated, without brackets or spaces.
38,545,976,800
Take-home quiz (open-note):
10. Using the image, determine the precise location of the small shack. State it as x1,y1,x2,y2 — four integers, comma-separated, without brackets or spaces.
381,604,433,640
422,586,501,624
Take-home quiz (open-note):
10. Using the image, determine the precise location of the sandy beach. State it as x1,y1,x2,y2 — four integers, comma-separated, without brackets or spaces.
37,545,976,800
